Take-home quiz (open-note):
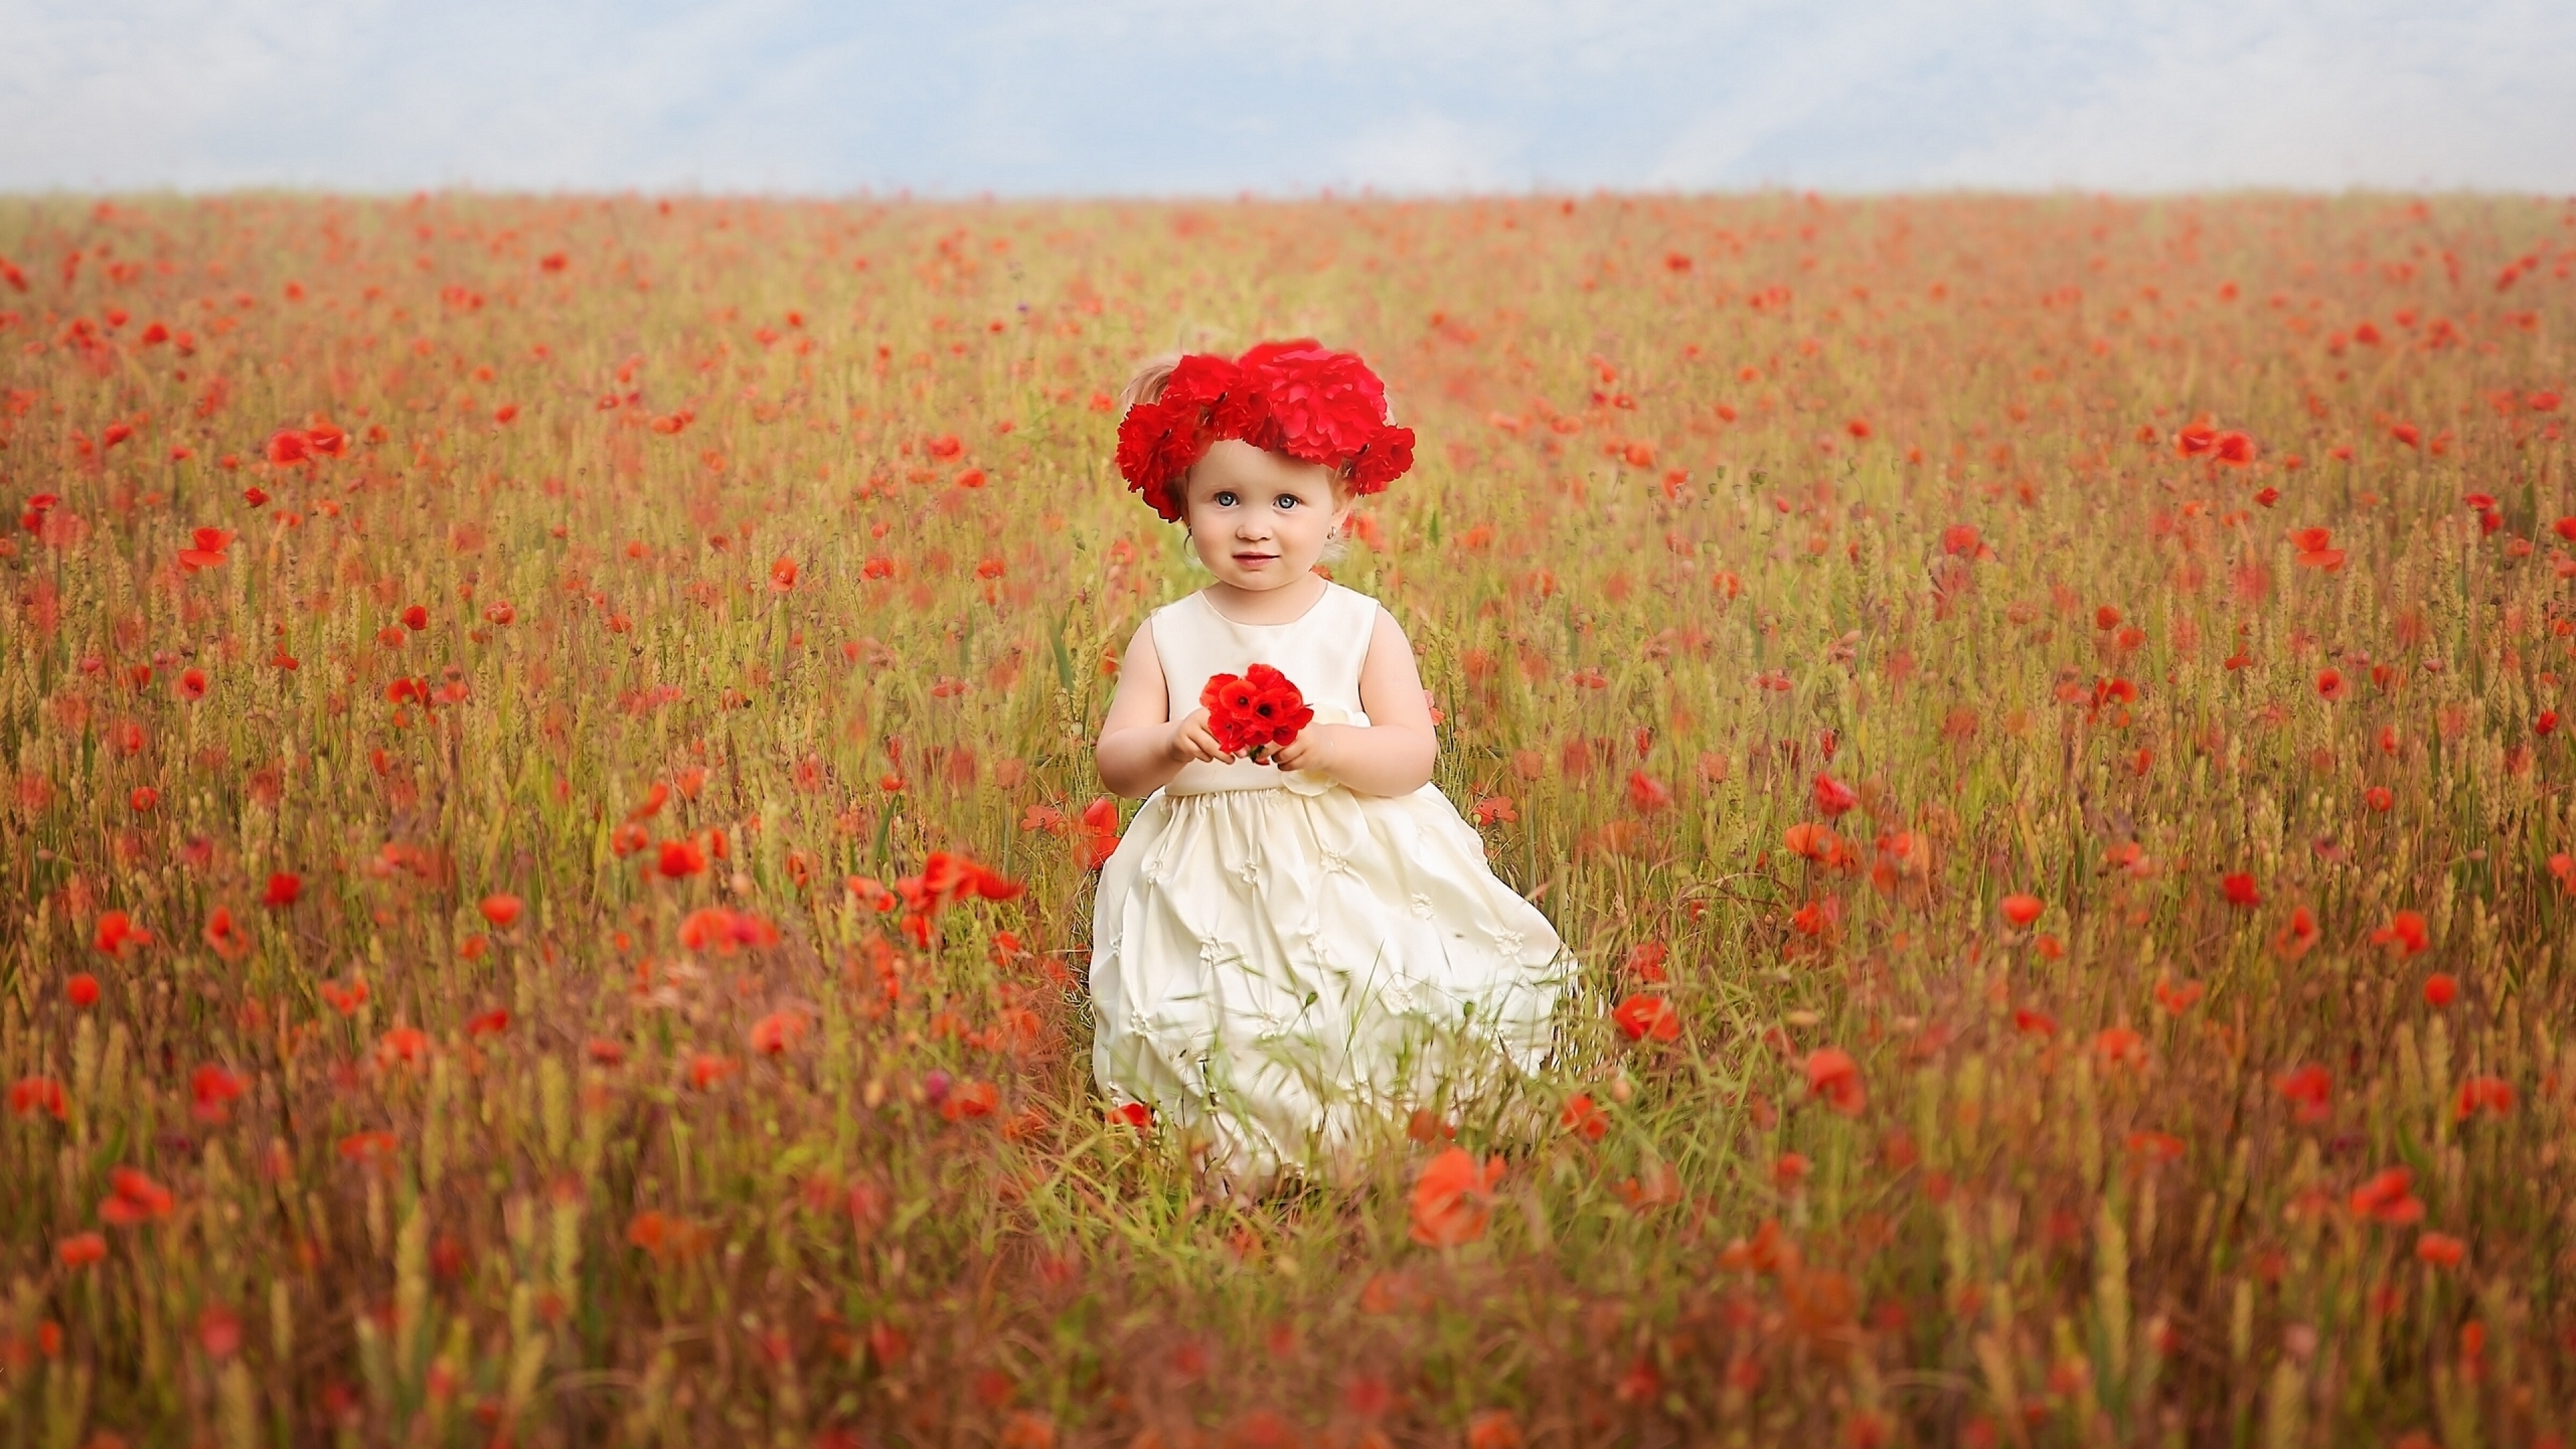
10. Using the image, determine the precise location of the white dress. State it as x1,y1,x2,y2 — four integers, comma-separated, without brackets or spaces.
1087,582,1574,1189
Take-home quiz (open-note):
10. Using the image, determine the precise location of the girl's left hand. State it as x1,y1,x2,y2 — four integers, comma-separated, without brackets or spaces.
1267,727,1336,775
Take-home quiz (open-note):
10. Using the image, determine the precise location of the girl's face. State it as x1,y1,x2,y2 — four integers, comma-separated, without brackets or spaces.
1181,439,1350,592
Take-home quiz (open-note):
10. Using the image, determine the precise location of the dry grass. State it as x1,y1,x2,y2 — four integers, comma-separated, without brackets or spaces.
1,191,2572,1448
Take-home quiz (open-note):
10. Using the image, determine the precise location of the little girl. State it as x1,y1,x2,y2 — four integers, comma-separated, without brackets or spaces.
1088,339,1574,1203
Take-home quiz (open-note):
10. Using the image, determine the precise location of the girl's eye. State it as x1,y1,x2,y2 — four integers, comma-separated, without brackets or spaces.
1213,490,1238,507
1275,494,1298,510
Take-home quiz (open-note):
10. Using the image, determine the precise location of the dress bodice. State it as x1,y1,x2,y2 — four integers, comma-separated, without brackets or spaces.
1150,582,1379,795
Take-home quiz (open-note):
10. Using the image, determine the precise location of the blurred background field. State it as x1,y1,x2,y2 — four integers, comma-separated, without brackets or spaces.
1,191,2573,1446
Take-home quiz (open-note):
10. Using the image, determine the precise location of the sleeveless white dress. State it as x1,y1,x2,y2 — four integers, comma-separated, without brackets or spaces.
1088,582,1574,1189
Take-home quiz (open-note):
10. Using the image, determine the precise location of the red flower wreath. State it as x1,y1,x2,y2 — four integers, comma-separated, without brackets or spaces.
1115,339,1416,522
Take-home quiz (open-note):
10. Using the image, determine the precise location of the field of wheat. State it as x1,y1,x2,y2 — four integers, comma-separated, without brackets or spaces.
2,190,2572,1448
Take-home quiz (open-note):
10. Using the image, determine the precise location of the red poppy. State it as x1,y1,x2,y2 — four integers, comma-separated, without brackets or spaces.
203,906,250,963
1200,664,1315,757
657,839,707,877
749,1009,810,1056
2349,1165,2421,1222
375,1026,429,1067
177,527,233,572
2414,1232,2466,1269
1612,994,1680,1042
1625,769,1672,812
2275,1064,2332,1124
2370,911,2428,955
93,912,150,957
1560,1093,1609,1142
2221,873,2261,907
1998,894,2044,928
9,1075,67,1120
2422,973,2458,1008
190,1064,246,1123
1811,773,1856,817
2453,1075,2513,1122
1805,1047,1866,1116
58,1232,108,1269
262,872,301,908
2277,902,2318,959
1408,1146,1505,1247
99,1166,176,1224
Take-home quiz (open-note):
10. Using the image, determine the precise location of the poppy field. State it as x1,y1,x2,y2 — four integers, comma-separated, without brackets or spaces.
3,190,2573,1448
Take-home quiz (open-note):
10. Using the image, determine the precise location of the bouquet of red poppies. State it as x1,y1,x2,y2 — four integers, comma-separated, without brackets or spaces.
1200,664,1314,762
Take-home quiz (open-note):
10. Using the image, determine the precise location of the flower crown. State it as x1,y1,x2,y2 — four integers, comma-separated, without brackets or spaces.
1114,339,1415,522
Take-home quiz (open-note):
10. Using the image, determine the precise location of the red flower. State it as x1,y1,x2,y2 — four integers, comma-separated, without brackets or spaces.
262,872,301,908
203,906,250,963
2414,1232,2466,1269
909,851,1023,908
1998,894,2044,928
2453,1075,2514,1122
99,1165,175,1224
1612,994,1679,1042
177,527,232,572
67,972,102,1007
1625,769,1672,812
1811,773,1856,818
2220,873,2261,908
190,1064,246,1123
2371,910,2428,955
1409,1146,1504,1247
1078,796,1122,871
2422,973,2458,1008
1200,664,1314,757
1115,341,1415,519
749,1009,810,1056
1805,1047,1866,1116
478,894,523,928
2349,1167,2416,1222
9,1075,67,1120
58,1232,108,1269
657,839,707,877
93,913,150,957
1559,1093,1608,1142
2275,1064,2332,1124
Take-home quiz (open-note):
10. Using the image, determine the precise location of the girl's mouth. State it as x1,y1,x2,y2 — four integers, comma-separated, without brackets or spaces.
1232,552,1277,566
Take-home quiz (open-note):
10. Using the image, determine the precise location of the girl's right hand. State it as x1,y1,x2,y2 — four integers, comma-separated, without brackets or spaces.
1164,708,1231,765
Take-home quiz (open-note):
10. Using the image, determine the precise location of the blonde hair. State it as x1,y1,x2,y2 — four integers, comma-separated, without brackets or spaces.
1118,353,1182,413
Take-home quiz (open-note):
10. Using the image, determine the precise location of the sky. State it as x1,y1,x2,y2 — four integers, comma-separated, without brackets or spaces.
5,0,2573,195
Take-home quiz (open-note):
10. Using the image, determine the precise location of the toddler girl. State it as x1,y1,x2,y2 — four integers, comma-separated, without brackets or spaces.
1088,339,1574,1203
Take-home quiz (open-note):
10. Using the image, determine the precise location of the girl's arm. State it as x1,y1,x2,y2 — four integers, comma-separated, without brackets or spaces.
1269,608,1437,796
1095,619,1232,799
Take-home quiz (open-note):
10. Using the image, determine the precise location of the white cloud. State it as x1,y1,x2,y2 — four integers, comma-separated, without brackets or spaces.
1338,113,1523,193
0,0,2568,193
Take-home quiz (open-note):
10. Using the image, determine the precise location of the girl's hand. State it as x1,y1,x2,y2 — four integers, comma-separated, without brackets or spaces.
1164,708,1232,766
1267,726,1336,775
